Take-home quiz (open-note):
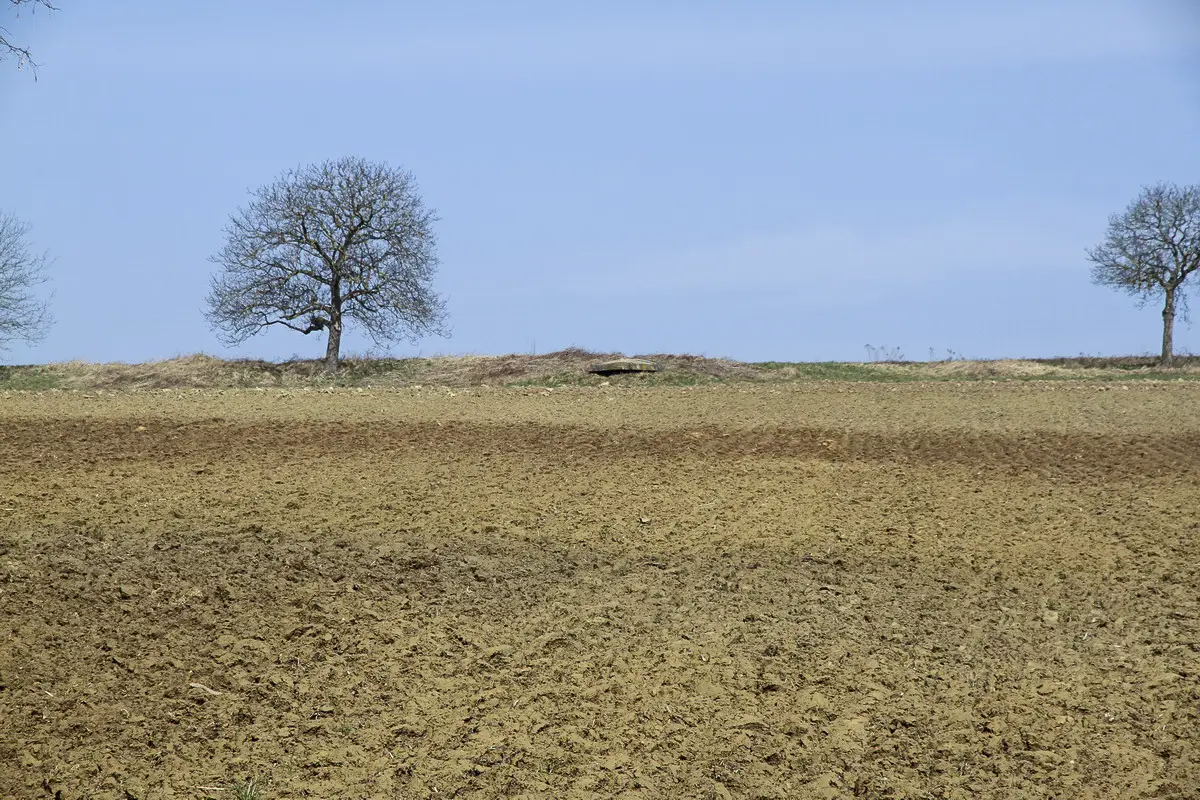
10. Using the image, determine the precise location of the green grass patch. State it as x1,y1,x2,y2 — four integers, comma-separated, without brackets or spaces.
753,361,925,381
0,366,62,390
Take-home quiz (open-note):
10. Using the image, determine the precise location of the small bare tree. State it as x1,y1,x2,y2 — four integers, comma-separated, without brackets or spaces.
206,157,448,373
2,0,57,75
1088,183,1200,364
0,211,53,353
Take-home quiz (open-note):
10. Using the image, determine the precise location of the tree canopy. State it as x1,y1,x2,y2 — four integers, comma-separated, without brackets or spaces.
2,0,57,75
206,156,448,372
1087,182,1200,364
0,210,53,354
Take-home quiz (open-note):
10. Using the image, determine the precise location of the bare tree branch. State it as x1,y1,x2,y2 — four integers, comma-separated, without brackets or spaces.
2,0,58,77
1087,182,1200,364
0,210,54,354
206,156,449,372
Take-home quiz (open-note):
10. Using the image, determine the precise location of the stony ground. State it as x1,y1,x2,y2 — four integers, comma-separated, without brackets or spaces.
1,383,1198,799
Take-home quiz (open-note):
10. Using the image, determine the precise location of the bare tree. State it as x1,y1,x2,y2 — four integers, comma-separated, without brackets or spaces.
0,211,53,353
2,0,57,75
207,157,448,373
1088,183,1200,364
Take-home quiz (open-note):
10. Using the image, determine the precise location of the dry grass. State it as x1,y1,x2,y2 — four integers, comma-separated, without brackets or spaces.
2,349,1199,391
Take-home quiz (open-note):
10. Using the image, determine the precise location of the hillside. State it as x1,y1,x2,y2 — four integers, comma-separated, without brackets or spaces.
2,349,1199,390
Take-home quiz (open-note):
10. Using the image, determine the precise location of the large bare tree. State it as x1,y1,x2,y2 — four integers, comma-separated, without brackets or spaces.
1088,183,1200,364
0,211,53,354
2,0,57,75
207,157,448,372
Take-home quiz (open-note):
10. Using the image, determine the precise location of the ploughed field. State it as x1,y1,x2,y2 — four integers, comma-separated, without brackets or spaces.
2,383,1198,799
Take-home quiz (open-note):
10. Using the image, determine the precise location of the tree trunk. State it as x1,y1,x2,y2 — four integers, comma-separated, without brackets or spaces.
1161,289,1176,365
324,316,342,374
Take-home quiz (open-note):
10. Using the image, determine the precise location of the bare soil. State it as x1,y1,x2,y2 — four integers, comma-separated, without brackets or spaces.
2,383,1198,798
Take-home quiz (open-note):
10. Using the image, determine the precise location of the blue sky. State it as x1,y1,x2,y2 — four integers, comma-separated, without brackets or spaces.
2,0,1199,363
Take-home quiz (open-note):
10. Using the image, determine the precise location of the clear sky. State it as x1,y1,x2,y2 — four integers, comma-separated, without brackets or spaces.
3,0,1199,364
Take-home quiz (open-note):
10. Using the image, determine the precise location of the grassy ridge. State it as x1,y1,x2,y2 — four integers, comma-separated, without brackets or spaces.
2,349,1199,390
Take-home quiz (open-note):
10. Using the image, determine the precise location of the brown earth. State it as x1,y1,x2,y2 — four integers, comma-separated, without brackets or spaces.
1,383,1199,799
